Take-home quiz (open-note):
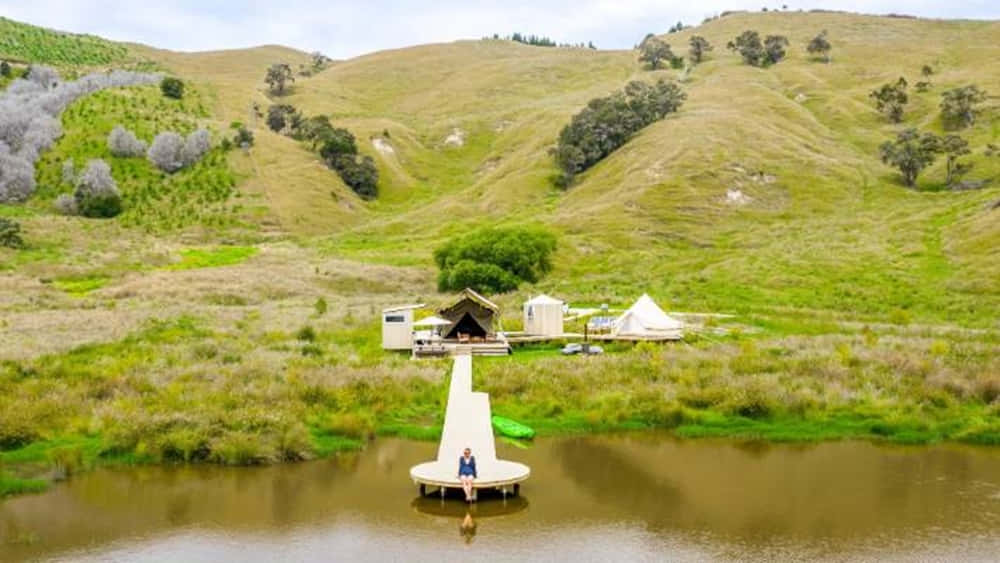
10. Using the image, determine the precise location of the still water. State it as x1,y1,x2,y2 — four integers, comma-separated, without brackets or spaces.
2,434,999,562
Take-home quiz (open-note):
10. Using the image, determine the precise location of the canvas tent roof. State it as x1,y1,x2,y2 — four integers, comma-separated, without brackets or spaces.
439,288,500,339
613,294,683,336
525,294,563,306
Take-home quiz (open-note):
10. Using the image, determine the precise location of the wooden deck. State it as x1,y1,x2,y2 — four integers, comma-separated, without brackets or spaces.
413,341,511,358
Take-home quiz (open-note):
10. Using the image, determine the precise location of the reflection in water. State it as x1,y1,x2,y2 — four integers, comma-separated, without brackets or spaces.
460,513,477,544
410,495,529,518
1,435,999,562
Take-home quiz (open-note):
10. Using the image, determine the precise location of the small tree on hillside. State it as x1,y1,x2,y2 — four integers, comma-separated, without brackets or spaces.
265,63,294,95
806,30,831,62
728,30,765,66
688,36,713,64
638,35,675,70
869,77,909,123
318,127,358,162
333,154,378,199
921,64,934,77
879,128,940,187
160,77,184,99
0,61,11,78
939,134,972,186
310,51,331,71
940,85,987,129
763,35,789,65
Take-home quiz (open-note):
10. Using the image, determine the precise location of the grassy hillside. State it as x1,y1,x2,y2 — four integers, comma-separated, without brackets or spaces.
0,17,128,65
0,12,998,488
271,11,999,326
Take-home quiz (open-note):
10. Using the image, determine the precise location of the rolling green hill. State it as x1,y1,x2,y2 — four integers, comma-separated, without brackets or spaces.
0,16,128,65
0,12,998,479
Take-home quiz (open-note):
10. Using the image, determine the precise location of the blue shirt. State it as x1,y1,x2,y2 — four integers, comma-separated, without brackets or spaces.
458,455,477,478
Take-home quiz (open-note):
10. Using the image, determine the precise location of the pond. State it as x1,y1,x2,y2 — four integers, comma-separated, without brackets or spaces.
2,435,999,561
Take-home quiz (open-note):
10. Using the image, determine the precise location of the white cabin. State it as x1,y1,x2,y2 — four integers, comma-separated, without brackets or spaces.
523,294,564,337
382,304,424,350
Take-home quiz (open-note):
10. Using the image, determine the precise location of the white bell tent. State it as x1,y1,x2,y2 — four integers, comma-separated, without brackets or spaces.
612,294,683,340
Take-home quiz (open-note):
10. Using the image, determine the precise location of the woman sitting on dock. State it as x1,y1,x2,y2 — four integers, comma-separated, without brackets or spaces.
458,448,477,501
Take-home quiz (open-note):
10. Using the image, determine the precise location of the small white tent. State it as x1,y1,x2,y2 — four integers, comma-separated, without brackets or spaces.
612,294,683,340
523,294,564,337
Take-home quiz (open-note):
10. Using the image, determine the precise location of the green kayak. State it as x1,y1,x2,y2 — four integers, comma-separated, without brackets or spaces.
492,416,535,440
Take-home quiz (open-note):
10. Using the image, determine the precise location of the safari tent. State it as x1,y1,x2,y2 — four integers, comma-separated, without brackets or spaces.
612,294,683,340
439,288,501,341
523,294,564,337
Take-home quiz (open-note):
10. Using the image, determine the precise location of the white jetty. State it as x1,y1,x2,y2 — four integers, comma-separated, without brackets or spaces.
410,350,530,499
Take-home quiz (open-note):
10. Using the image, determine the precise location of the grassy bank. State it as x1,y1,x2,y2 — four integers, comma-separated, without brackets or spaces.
1,313,997,497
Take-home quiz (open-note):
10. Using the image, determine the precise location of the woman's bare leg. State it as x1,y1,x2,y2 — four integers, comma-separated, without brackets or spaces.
461,477,472,500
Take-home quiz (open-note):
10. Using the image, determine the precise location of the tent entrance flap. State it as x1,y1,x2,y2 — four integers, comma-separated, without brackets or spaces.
445,312,488,339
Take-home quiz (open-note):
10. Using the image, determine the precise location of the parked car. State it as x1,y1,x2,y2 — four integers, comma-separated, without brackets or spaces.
560,343,604,356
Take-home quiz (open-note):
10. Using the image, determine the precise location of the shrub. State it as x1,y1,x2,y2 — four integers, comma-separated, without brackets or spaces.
727,31,764,66
763,35,790,65
160,76,184,99
266,104,299,132
319,127,358,160
554,78,684,184
181,129,211,166
53,193,78,215
0,68,159,200
0,142,38,203
688,36,712,63
265,63,294,95
107,125,146,157
148,129,210,172
434,226,557,293
295,325,317,341
870,78,909,123
147,131,185,172
74,158,122,218
233,127,254,148
940,85,987,129
879,128,940,187
807,30,832,62
0,217,25,248
26,65,59,89
637,35,675,70
0,61,10,78
438,259,520,294
314,297,328,316
332,154,378,199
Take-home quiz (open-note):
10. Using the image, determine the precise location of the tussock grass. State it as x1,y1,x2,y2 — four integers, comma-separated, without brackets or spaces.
165,246,258,270
0,473,48,497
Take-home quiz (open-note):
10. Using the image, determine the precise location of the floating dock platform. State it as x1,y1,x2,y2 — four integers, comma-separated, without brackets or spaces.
409,351,530,499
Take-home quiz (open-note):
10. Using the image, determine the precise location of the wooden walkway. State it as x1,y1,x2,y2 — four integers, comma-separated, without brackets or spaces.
409,353,530,499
